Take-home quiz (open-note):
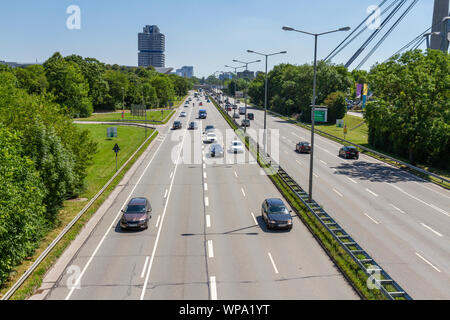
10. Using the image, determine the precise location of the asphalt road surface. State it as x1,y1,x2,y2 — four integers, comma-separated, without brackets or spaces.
39,92,357,300
220,94,450,299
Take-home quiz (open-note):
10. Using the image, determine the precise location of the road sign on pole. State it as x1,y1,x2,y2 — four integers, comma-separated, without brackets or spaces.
113,143,120,171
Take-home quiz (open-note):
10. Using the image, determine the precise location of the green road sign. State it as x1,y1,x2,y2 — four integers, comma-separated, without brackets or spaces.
314,110,326,122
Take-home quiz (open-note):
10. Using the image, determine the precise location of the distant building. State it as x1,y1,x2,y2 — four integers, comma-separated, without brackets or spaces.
175,66,194,78
138,25,165,68
219,72,233,81
237,70,255,80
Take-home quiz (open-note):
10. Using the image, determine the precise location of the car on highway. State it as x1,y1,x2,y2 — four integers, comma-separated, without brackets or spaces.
247,113,254,120
236,99,241,104
261,198,293,230
204,132,217,143
199,109,207,119
339,146,359,159
180,111,187,117
120,197,152,230
296,141,311,153
226,106,232,112
241,119,250,127
188,121,198,130
209,143,224,158
172,121,182,130
239,106,246,115
204,125,215,133
232,105,237,109
233,112,240,118
229,140,244,153
199,102,203,106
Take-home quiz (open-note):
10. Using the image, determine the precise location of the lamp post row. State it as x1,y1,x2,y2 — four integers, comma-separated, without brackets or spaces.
218,25,351,203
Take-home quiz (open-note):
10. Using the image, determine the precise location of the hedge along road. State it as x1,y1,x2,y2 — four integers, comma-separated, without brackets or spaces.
35,91,357,300
226,96,450,299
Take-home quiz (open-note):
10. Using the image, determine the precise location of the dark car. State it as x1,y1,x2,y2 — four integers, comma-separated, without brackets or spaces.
189,121,198,130
241,119,250,127
261,198,293,230
339,146,359,159
232,105,237,109
247,113,254,120
204,125,215,133
296,141,311,153
173,121,182,130
226,106,232,112
199,102,203,106
209,143,224,158
120,197,152,230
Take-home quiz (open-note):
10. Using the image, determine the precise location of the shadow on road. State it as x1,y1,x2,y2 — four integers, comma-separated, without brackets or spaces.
332,161,423,184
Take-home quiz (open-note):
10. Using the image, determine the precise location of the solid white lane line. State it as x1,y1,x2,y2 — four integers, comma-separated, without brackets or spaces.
206,215,211,228
365,188,378,197
169,171,173,179
155,215,161,228
205,197,209,207
364,213,380,225
164,189,168,198
65,129,167,300
414,182,450,200
140,256,150,278
209,276,218,300
415,252,441,273
392,185,449,217
204,183,208,191
241,188,246,197
140,109,192,300
208,240,214,258
420,223,443,237
347,177,357,184
268,252,279,274
390,204,406,214
333,188,344,197
250,212,258,225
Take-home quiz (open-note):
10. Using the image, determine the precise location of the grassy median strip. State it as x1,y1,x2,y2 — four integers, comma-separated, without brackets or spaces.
209,95,388,300
0,125,158,300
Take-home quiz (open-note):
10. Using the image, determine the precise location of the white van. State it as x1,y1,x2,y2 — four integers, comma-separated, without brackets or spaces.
239,106,246,115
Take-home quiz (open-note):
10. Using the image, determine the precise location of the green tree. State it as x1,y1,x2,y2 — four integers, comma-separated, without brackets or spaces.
13,65,49,95
43,52,93,117
366,49,450,167
324,91,347,124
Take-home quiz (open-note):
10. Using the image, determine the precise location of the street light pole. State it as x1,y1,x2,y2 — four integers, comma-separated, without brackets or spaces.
282,25,350,202
247,50,287,154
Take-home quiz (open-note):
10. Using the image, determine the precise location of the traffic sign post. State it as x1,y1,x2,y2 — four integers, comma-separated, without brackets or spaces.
113,143,120,172
343,124,348,140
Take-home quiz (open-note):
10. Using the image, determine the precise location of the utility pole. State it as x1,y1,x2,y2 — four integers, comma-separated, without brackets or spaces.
430,0,449,51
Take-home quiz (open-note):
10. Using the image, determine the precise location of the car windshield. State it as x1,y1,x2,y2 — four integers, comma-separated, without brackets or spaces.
269,206,288,214
232,142,241,146
126,205,146,213
206,126,214,130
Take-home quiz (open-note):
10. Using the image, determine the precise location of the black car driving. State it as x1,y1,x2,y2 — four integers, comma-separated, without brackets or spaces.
247,113,254,120
339,146,359,159
120,197,152,230
296,141,311,153
173,121,182,129
261,198,293,230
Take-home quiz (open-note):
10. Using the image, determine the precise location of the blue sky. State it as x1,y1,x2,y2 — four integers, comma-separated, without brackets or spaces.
0,0,435,77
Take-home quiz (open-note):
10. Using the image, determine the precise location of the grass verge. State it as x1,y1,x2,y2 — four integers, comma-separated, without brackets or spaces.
209,94,388,300
0,125,158,300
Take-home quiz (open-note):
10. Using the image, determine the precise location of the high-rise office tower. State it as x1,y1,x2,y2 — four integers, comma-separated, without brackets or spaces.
138,25,165,68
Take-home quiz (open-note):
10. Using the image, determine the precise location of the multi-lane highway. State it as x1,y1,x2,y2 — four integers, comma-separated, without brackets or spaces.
220,94,450,299
35,92,357,300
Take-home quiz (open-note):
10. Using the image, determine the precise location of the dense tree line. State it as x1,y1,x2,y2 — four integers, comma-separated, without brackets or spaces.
365,49,449,168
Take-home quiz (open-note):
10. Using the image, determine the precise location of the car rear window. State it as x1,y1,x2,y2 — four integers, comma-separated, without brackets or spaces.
269,206,288,214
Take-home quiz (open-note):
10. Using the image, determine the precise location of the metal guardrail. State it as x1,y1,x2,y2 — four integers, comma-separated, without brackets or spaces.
1,131,158,300
209,93,412,300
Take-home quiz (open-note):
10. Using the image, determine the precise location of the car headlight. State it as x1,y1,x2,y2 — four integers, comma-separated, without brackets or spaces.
288,220,292,224
269,220,276,224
